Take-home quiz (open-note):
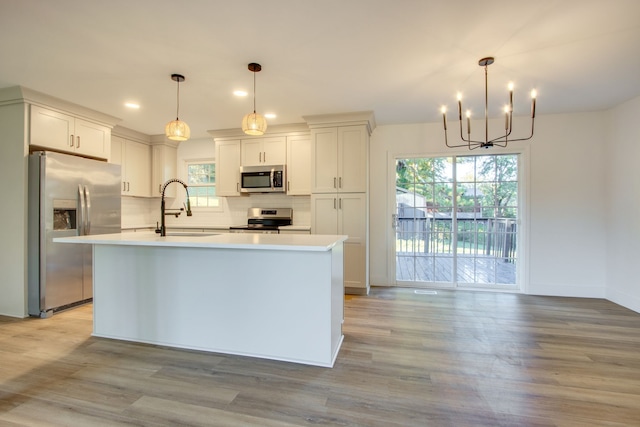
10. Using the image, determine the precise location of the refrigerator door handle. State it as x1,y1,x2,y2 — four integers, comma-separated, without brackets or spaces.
77,184,85,235
84,185,91,235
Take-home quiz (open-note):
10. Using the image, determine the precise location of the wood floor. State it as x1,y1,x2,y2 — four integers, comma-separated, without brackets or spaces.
1,288,640,426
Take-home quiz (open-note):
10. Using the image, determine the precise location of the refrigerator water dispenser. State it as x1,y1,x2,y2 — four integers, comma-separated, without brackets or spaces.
53,199,77,231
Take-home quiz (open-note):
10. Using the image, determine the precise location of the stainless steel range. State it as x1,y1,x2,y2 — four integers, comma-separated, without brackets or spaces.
229,208,293,234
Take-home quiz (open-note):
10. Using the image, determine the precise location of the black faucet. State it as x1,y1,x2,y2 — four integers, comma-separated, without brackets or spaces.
155,178,192,236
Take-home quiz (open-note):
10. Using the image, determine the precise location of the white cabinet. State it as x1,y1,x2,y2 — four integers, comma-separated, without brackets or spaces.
111,136,151,197
310,125,367,193
306,114,373,295
215,139,241,196
30,105,111,160
312,192,367,291
241,136,286,166
152,143,177,198
286,135,311,195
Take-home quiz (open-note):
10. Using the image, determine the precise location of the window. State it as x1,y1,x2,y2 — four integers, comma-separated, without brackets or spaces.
186,161,219,207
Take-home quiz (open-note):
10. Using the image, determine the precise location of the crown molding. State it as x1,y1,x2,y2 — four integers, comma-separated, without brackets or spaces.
303,111,376,134
207,123,309,140
111,125,152,144
0,85,121,127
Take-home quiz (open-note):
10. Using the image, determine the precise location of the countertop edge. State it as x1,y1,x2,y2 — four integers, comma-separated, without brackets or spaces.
54,232,347,252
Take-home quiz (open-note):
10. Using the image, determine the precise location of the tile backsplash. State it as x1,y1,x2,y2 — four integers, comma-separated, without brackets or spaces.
121,194,310,229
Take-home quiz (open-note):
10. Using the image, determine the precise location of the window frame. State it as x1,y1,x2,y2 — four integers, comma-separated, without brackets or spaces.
184,158,221,211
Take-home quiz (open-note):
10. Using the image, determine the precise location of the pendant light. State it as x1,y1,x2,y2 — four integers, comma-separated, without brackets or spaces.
242,63,267,135
165,73,190,142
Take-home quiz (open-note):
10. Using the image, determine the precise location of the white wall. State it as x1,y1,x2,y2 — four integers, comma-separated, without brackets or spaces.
369,112,608,298
606,95,640,313
0,103,28,317
527,113,607,296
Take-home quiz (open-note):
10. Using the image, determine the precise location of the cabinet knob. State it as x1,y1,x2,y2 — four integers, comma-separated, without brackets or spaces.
69,135,75,147
76,136,80,148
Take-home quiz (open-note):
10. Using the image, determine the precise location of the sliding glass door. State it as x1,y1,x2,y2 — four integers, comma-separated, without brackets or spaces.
394,154,519,289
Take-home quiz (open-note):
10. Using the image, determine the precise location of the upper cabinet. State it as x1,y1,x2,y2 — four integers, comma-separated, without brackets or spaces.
151,142,178,198
210,125,310,197
111,135,151,197
286,135,311,195
30,105,111,160
310,124,368,194
241,136,286,166
215,139,241,196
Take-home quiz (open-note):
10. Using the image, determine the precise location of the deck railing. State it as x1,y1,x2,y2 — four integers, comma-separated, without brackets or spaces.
396,217,517,261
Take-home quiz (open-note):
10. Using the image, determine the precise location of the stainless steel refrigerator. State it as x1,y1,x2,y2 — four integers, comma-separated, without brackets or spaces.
28,151,121,317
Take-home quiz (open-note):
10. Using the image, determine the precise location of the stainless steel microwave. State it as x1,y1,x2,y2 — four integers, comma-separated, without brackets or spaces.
240,165,286,193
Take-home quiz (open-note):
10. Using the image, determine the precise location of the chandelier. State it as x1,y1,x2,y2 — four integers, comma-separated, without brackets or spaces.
242,63,267,135
165,73,190,142
441,57,536,149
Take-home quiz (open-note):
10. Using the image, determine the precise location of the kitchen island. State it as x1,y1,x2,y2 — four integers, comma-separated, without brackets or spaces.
54,232,347,367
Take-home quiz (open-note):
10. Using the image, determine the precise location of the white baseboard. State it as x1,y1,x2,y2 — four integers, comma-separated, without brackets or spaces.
516,282,606,298
607,288,640,314
370,280,640,315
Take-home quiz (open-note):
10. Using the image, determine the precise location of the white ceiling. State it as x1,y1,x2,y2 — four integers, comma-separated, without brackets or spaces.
1,0,639,139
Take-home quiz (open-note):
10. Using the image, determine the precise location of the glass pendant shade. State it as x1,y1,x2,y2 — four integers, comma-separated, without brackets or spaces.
165,119,191,141
242,112,267,136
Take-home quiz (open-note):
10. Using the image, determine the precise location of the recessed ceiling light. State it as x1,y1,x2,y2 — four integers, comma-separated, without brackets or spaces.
264,113,276,119
125,102,140,109
234,90,248,97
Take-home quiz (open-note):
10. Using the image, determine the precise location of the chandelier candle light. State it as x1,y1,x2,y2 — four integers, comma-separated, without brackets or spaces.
242,63,267,136
165,73,190,142
441,57,536,149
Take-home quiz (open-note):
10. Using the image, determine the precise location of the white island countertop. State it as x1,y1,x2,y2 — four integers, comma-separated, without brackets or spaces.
55,232,347,252
58,230,346,367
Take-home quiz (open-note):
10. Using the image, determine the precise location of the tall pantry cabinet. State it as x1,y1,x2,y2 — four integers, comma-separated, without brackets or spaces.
306,112,375,295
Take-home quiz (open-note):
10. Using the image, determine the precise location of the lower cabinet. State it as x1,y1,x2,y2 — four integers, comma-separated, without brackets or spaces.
311,192,368,294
